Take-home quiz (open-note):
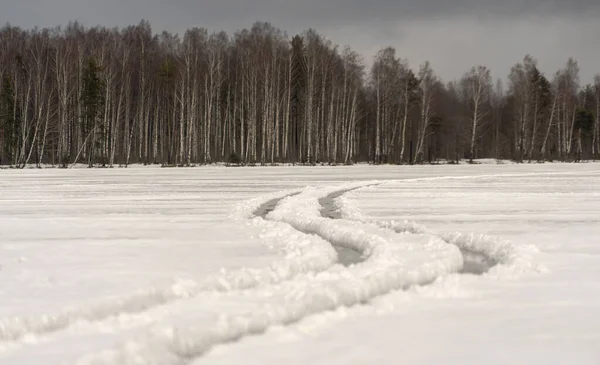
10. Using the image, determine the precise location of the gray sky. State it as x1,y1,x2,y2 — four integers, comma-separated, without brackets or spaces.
2,0,599,84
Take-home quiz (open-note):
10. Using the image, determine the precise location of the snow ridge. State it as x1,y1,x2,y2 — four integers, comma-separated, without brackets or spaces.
335,184,543,275
0,280,198,343
440,232,543,276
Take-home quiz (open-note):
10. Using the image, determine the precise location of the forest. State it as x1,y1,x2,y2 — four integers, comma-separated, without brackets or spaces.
0,20,598,167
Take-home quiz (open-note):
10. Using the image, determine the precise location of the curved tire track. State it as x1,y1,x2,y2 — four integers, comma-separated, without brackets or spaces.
0,188,364,351
330,187,498,275
318,189,365,266
255,192,363,267
320,186,495,274
3,179,537,364
68,183,465,364
334,180,543,276
0,192,333,344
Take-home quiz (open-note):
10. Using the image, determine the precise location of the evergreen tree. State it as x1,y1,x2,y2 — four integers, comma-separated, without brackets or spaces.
574,108,594,160
81,57,105,166
290,35,306,162
0,75,18,165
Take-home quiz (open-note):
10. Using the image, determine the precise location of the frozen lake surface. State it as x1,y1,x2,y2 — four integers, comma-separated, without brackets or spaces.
0,163,598,364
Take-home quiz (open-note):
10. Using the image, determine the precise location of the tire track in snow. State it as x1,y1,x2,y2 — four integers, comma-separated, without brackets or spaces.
71,183,464,365
328,191,494,275
334,177,545,276
317,185,494,274
319,189,364,266
3,174,544,362
253,194,298,219
254,190,364,266
0,190,338,344
131,178,539,364
69,182,509,364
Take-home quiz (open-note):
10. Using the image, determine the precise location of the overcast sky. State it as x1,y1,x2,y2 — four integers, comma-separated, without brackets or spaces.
2,0,599,84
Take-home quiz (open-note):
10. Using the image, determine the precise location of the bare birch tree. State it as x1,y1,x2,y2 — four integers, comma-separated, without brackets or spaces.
462,66,492,163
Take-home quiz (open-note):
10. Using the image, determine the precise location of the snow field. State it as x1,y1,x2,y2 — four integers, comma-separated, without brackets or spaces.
0,164,598,365
73,175,552,364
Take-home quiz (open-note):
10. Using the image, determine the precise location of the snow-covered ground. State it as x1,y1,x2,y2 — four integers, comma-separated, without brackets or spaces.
0,164,598,364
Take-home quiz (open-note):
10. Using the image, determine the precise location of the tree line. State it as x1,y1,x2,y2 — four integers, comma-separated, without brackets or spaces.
0,21,598,167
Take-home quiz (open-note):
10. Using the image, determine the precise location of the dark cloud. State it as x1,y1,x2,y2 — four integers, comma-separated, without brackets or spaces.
4,0,600,31
1,0,599,81
159,0,600,29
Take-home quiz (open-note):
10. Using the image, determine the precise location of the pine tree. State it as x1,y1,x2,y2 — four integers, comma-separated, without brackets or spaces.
0,75,18,165
81,57,105,166
290,35,306,163
574,108,594,161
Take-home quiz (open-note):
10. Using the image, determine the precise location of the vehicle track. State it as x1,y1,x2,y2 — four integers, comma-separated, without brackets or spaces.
0,188,364,354
61,183,466,365
255,191,364,266
331,181,546,275
318,186,495,274
0,192,334,344
318,189,364,265
255,185,496,276
253,193,298,218
2,179,526,364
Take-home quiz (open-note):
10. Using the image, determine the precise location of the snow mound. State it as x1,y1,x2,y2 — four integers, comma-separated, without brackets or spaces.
441,232,544,276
